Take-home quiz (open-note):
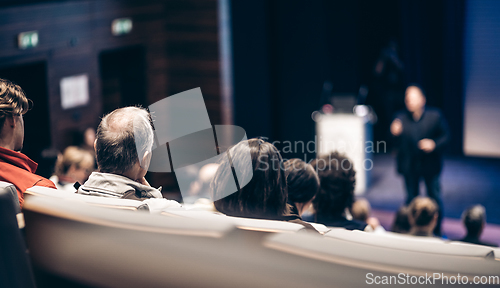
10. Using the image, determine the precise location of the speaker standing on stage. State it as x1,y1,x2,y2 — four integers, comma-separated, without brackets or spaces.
390,85,449,236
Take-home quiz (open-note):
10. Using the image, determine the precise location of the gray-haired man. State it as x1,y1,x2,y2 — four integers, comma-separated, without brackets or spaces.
78,107,178,210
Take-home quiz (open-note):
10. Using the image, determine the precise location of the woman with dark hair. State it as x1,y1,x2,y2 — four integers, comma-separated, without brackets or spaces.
311,152,369,231
284,158,319,217
211,138,317,231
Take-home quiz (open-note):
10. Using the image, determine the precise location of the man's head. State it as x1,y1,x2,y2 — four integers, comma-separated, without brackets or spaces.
95,107,154,180
0,79,30,151
405,85,426,113
462,204,486,238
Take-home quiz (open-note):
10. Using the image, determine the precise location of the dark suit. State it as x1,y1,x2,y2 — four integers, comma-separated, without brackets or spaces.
393,107,450,234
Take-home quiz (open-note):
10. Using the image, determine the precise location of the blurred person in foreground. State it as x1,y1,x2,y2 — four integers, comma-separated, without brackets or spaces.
408,197,438,237
0,78,56,207
77,107,179,211
391,205,411,234
182,163,220,211
50,146,94,193
311,152,370,231
459,205,498,247
211,138,318,232
390,84,449,235
351,198,385,232
284,158,319,221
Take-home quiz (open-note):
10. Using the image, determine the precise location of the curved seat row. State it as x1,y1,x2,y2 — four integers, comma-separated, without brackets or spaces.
2,181,499,287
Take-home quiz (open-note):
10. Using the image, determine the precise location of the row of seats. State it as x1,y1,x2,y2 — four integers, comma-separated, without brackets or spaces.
3,181,500,287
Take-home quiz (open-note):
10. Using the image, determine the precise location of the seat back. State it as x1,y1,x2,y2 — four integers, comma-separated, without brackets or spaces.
0,181,36,288
25,186,149,211
0,180,21,214
325,228,495,258
265,231,500,277
162,209,306,233
23,195,386,288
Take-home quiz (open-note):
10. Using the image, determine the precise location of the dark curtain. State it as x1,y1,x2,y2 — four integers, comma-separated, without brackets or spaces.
400,0,465,155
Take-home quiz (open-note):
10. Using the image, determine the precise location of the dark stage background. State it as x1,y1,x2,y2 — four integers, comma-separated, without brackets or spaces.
231,0,465,159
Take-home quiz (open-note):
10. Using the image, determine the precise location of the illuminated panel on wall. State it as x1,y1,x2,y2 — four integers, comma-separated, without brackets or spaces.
463,0,500,158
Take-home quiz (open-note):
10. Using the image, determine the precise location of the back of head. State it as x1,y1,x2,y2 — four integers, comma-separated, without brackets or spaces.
311,152,356,218
392,205,411,234
408,197,438,227
95,107,153,174
462,204,486,237
0,79,29,135
283,158,319,204
351,198,371,222
212,138,287,219
55,146,94,177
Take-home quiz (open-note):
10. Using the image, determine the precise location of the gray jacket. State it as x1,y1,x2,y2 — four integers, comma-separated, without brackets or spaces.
78,172,163,200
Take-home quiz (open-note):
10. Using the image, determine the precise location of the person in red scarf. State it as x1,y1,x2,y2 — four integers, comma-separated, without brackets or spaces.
0,78,56,207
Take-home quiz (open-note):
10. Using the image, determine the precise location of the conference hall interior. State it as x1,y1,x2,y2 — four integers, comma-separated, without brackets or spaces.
1,0,500,287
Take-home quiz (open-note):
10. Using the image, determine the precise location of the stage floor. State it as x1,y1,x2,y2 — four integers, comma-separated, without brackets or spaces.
364,153,500,243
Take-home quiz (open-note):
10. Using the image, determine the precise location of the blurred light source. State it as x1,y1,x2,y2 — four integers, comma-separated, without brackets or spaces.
321,104,333,114
311,111,321,122
18,31,38,50
112,18,133,36
353,105,369,117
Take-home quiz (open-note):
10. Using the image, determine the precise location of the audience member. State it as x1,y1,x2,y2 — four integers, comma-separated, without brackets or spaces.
408,197,438,237
391,205,411,234
37,147,61,179
77,107,179,211
82,127,96,152
352,198,385,232
459,205,498,247
311,152,369,231
0,78,56,206
183,163,219,204
50,146,94,192
283,158,319,218
212,138,317,232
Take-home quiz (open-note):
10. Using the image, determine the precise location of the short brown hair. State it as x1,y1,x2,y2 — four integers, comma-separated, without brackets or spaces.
408,197,438,227
311,152,356,218
55,146,94,176
0,78,30,132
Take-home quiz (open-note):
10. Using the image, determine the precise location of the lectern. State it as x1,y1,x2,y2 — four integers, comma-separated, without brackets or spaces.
315,114,373,195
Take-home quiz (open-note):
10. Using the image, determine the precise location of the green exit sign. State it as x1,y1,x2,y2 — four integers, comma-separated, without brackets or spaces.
18,31,39,50
112,18,133,36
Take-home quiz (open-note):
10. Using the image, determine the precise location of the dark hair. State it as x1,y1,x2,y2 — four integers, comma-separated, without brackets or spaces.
462,204,486,237
0,78,30,133
392,205,411,234
212,138,288,219
408,197,438,227
95,107,153,174
311,152,356,218
284,158,319,204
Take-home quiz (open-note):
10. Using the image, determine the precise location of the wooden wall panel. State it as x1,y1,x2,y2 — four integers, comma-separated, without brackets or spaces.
0,0,222,194
165,0,221,125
